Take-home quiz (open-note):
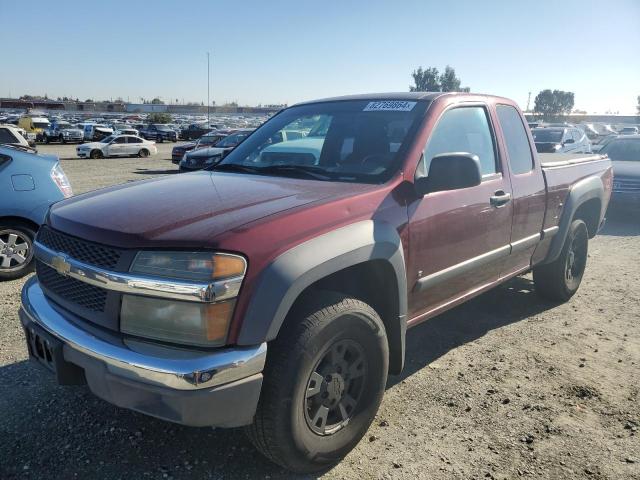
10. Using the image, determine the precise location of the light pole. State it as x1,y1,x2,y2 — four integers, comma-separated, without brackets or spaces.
207,52,210,126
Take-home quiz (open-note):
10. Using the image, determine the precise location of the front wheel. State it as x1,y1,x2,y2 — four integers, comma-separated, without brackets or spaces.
0,224,36,280
533,219,589,302
89,149,103,159
246,293,388,473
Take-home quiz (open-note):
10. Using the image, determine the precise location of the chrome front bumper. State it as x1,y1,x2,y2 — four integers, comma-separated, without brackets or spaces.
20,277,267,426
20,276,266,391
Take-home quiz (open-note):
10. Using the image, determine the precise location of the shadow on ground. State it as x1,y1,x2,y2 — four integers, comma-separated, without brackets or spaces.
0,276,553,480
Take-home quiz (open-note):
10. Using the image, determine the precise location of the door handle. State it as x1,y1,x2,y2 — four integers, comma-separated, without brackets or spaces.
490,190,511,207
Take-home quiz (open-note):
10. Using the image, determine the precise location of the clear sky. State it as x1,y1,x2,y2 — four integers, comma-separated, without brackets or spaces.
1,0,639,113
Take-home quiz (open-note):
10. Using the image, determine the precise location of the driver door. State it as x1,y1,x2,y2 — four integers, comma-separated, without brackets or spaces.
407,104,513,320
106,136,127,156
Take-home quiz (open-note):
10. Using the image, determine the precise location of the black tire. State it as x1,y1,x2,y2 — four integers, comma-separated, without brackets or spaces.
45,135,50,144
138,149,150,158
156,136,163,143
89,149,103,159
0,223,36,280
533,219,589,302
59,135,65,144
246,293,389,473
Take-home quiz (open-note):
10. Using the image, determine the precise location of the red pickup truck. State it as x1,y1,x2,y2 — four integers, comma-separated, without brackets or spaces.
20,93,612,473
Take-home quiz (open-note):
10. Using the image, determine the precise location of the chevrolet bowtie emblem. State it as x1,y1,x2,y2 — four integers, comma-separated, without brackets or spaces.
51,255,71,276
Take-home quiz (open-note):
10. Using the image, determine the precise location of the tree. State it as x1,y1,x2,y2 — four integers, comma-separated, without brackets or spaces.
151,97,162,104
410,67,441,92
147,112,172,124
533,89,575,120
410,65,470,92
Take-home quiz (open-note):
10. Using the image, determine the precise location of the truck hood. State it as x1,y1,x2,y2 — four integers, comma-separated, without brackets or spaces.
47,171,374,249
612,160,640,178
187,146,229,159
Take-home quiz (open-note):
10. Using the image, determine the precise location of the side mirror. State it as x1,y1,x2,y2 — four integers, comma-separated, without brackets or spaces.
414,153,482,196
563,138,575,144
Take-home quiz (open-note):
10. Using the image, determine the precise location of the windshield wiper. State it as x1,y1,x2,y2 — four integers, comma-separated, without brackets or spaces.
208,163,262,174
210,163,332,180
258,165,332,180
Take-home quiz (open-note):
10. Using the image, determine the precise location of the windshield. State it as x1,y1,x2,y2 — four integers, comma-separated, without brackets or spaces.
212,100,427,183
601,139,640,161
197,135,222,147
100,135,115,143
532,129,563,143
155,125,172,131
57,122,73,129
33,122,50,129
215,131,251,147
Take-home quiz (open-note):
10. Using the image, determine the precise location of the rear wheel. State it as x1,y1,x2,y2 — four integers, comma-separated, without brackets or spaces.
533,219,589,302
138,149,150,158
246,293,388,473
89,149,103,159
59,135,65,144
0,224,36,280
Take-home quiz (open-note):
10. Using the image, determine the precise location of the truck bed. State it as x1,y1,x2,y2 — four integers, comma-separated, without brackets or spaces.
539,153,607,168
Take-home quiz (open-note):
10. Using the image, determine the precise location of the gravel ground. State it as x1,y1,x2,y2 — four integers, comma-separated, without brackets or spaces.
1,145,639,479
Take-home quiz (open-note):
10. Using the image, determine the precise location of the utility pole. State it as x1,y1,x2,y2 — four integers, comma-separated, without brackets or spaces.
207,52,210,125
526,91,531,112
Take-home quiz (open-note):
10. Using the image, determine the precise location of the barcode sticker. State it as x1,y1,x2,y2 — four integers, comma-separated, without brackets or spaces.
363,101,417,112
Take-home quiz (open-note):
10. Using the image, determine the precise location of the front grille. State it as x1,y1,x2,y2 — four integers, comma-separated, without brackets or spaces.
36,261,107,312
613,177,640,193
37,226,122,269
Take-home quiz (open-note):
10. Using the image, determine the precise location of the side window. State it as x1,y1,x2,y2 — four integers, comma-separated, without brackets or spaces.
496,104,534,175
113,137,126,144
129,137,142,144
0,128,18,143
423,106,497,176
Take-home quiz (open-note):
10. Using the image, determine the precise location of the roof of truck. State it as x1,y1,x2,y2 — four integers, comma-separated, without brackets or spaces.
294,92,445,106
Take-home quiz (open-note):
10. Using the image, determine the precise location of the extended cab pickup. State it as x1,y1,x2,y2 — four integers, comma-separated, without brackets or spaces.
19,93,612,473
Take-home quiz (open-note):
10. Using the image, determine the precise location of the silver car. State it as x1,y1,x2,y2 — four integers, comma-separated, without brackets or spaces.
531,127,592,154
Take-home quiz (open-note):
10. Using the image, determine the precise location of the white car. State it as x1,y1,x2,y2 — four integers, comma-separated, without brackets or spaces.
0,124,32,148
76,135,157,159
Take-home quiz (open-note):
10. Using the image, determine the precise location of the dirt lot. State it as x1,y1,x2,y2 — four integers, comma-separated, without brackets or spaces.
1,144,639,480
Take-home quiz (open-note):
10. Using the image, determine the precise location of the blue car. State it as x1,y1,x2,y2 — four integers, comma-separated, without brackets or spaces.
0,145,72,279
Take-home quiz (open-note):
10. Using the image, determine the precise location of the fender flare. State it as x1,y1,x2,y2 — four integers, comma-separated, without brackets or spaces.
236,220,407,372
542,175,604,264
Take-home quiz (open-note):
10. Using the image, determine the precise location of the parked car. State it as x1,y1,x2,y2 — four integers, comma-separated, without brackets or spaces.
180,123,211,140
0,124,32,149
18,93,611,473
139,124,178,142
578,123,600,140
43,120,84,144
178,129,252,171
18,116,50,143
600,135,640,208
78,123,114,141
113,128,139,137
171,130,233,163
0,144,71,279
591,134,618,153
618,126,639,135
76,135,157,159
531,127,592,153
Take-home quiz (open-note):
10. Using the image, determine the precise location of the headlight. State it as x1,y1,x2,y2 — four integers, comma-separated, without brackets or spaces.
121,296,235,347
121,252,246,347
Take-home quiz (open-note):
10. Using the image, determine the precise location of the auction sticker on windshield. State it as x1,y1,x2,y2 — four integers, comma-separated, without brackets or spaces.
363,101,417,112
